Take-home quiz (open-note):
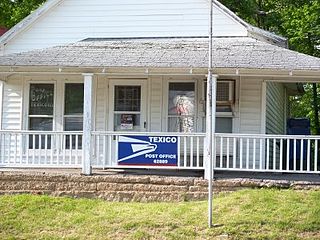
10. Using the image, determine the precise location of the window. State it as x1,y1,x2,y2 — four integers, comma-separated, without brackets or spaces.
113,85,141,131
203,80,235,133
216,81,234,112
28,84,54,148
64,83,84,148
168,82,195,132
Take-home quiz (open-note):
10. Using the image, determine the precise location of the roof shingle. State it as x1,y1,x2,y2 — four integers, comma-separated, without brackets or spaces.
0,37,319,71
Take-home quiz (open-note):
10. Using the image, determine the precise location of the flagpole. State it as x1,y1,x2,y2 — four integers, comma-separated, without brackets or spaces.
207,0,214,228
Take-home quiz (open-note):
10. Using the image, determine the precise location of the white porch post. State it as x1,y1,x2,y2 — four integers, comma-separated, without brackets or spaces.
82,73,94,175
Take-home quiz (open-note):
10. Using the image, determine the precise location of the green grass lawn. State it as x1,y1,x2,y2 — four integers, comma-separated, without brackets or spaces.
0,189,320,240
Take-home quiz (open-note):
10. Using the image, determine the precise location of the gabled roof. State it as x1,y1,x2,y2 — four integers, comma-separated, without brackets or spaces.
0,38,318,71
0,0,287,48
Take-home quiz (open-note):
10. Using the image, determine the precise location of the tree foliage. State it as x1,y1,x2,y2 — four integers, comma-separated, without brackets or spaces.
0,0,45,28
220,0,320,133
289,85,320,128
219,0,320,56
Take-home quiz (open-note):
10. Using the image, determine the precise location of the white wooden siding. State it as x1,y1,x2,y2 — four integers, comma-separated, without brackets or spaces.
95,76,107,131
239,77,264,168
2,78,23,130
1,75,264,135
266,82,285,134
239,77,262,134
149,76,163,131
3,0,247,54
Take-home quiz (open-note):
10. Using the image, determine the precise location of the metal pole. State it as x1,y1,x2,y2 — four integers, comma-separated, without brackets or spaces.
207,0,214,228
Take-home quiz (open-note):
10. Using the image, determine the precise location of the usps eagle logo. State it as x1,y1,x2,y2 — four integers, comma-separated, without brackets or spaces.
118,136,157,162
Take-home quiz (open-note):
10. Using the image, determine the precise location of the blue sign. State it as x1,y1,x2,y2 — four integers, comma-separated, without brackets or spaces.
118,135,178,166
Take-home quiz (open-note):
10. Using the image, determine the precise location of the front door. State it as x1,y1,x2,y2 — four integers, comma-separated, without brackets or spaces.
109,80,147,132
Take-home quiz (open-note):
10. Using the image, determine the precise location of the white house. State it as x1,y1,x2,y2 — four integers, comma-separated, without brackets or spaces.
0,0,319,175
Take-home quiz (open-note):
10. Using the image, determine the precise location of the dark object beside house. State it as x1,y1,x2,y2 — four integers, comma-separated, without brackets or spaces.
287,118,311,170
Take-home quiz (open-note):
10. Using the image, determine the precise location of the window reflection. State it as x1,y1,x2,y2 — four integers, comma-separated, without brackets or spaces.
168,83,195,133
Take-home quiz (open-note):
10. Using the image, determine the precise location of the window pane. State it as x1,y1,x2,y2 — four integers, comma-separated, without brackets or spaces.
65,83,84,115
64,117,83,131
216,117,232,133
64,117,83,149
29,117,53,131
29,84,54,115
168,83,195,116
114,86,141,111
28,117,52,149
202,117,233,133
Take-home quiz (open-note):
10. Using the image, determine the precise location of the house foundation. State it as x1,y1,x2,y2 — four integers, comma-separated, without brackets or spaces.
1,170,319,202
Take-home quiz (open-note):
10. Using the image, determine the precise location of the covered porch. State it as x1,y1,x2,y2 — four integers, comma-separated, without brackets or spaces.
0,38,319,175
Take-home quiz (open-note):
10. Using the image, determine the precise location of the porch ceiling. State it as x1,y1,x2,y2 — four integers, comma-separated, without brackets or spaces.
0,37,319,74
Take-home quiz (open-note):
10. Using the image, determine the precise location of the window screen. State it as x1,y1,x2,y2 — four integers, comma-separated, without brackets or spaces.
114,86,141,112
217,82,230,101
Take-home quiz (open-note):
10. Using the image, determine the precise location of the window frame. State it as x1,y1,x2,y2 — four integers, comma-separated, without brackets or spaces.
25,81,56,149
165,79,198,132
216,80,235,105
63,82,84,132
203,79,235,116
108,79,147,132
62,81,84,150
201,79,237,133
26,81,56,131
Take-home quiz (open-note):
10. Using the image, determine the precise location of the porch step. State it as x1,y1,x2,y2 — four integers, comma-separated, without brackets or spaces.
0,170,320,202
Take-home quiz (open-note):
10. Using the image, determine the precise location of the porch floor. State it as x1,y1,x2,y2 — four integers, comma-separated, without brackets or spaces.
1,167,320,182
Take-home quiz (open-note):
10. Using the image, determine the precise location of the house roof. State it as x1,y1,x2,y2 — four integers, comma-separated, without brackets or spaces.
0,37,319,71
0,0,286,48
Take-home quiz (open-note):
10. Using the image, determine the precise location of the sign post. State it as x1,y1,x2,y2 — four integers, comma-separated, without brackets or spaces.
207,0,217,228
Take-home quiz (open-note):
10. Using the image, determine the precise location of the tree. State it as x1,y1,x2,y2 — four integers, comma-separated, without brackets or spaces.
220,0,320,134
282,1,320,134
0,0,46,28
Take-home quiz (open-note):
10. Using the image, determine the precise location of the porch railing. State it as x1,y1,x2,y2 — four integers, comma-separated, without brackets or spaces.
0,131,83,168
0,131,319,174
91,131,206,169
215,133,320,173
